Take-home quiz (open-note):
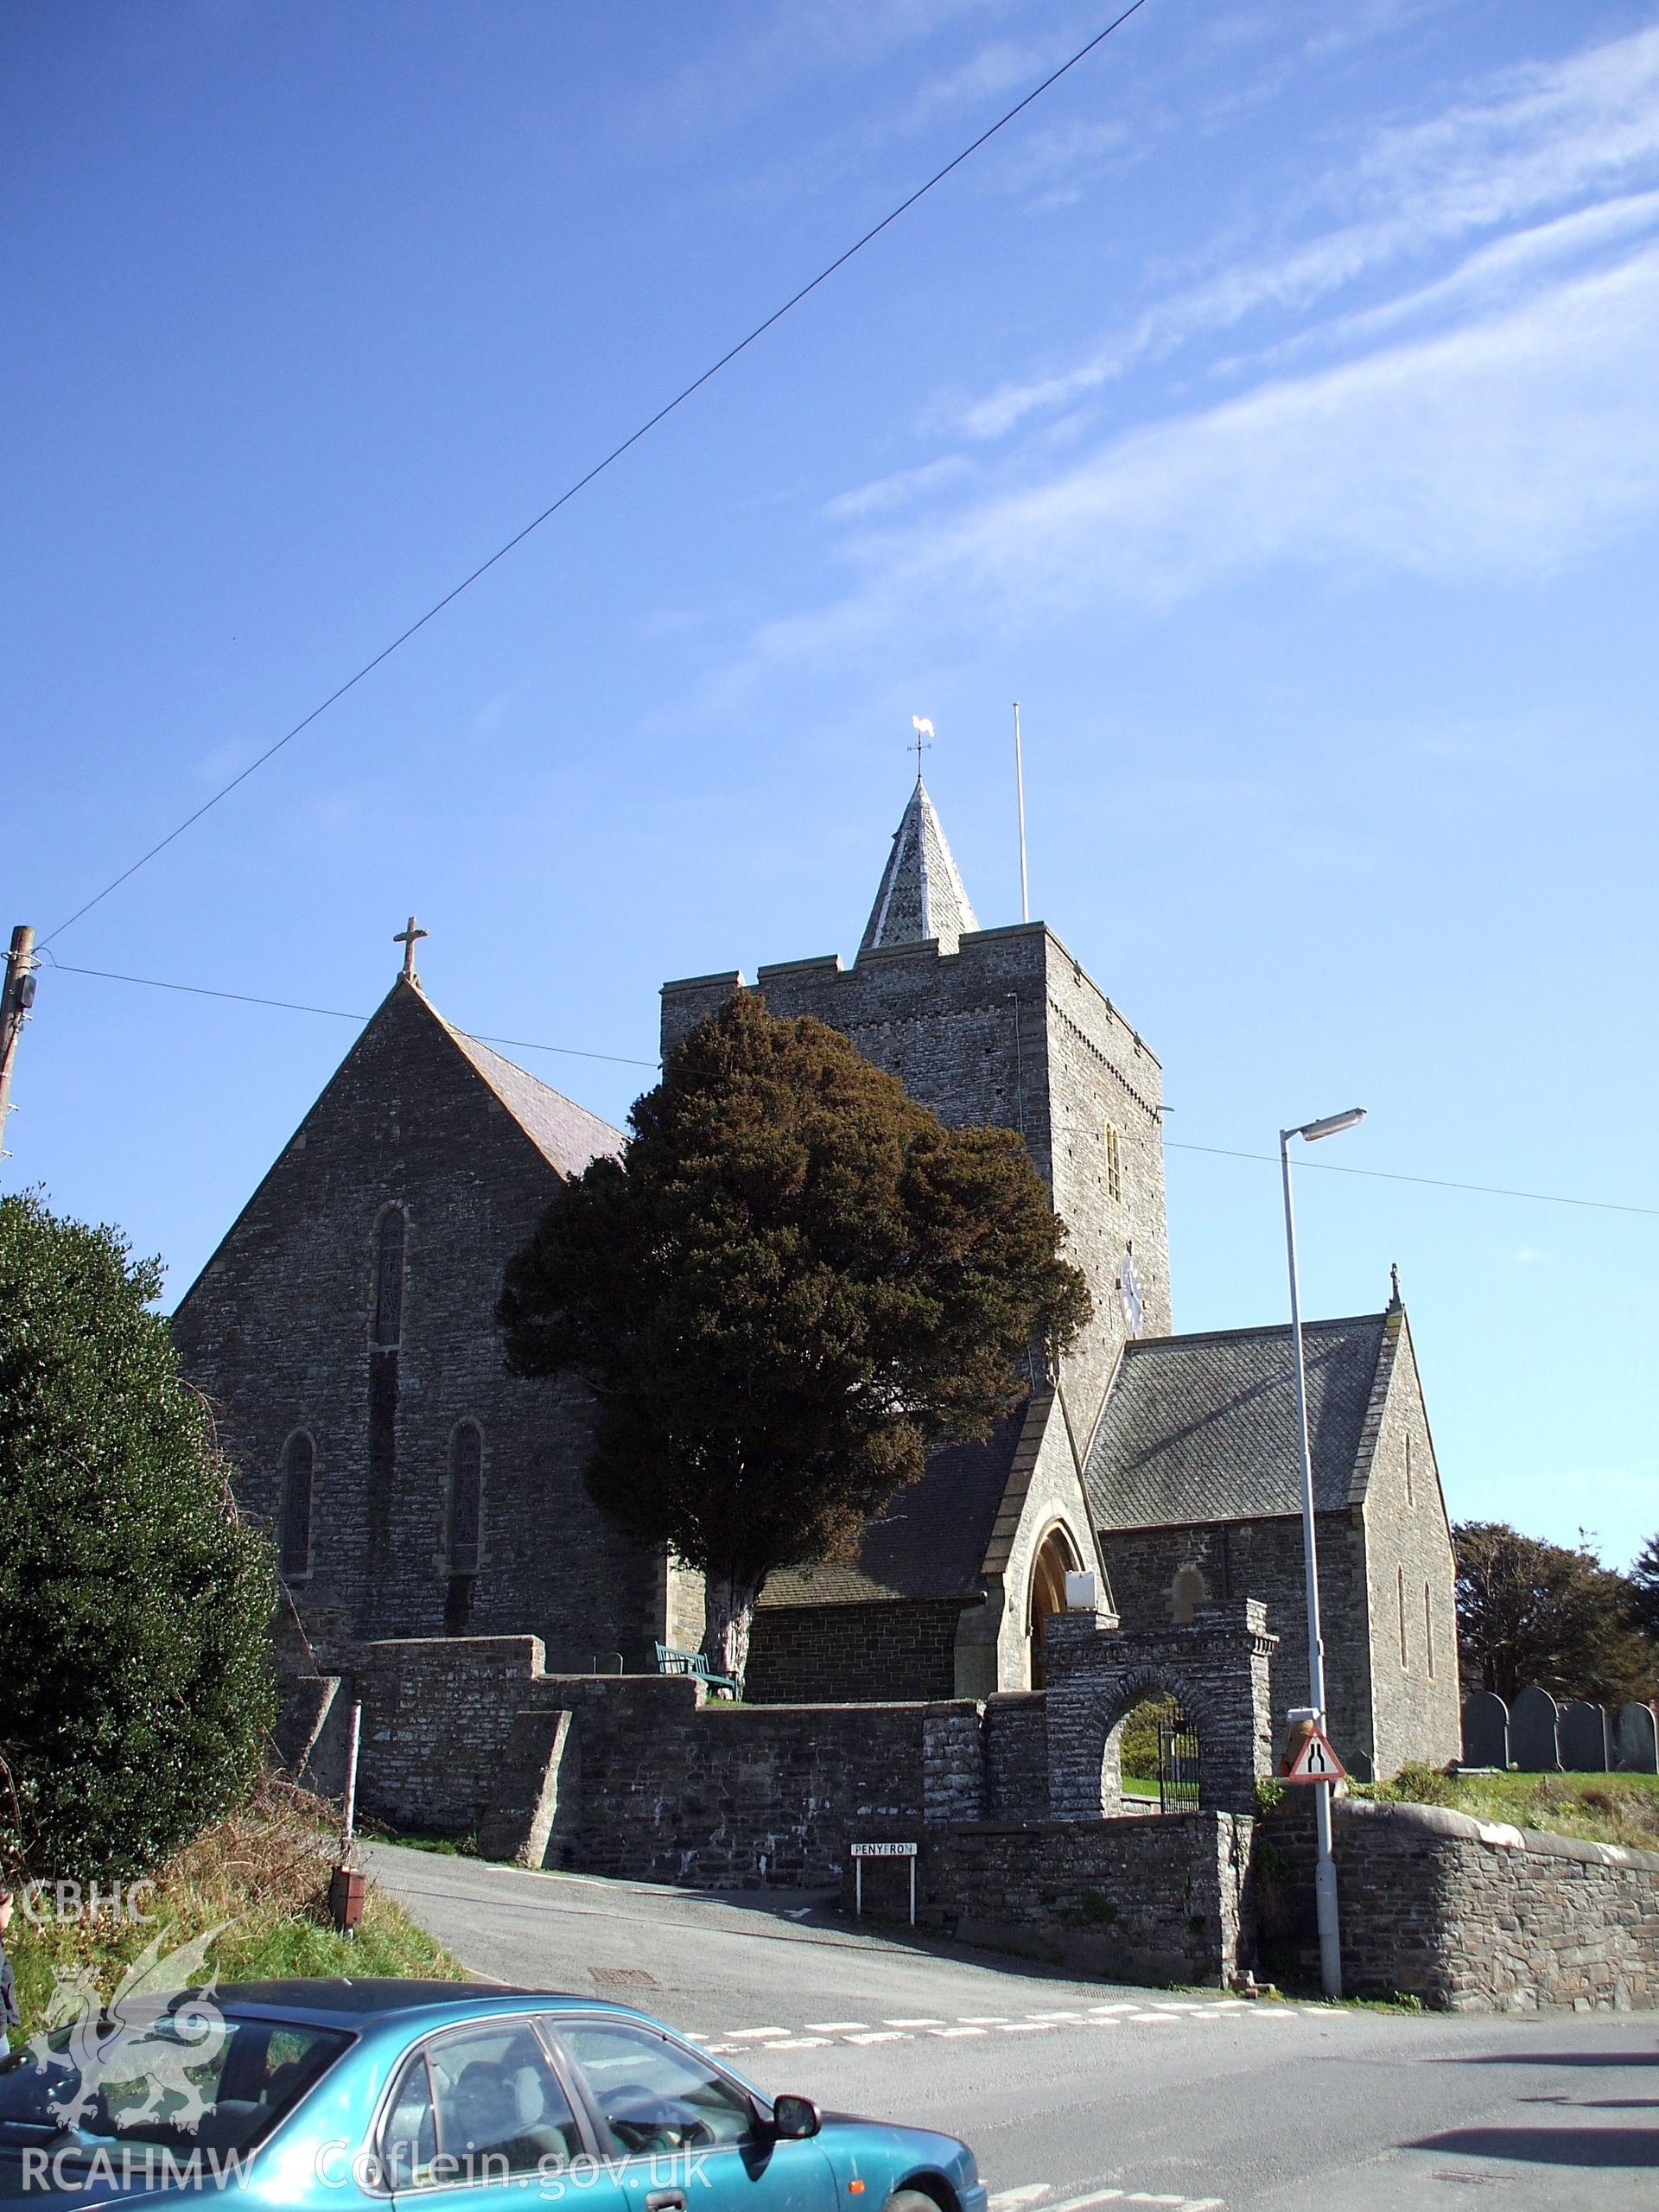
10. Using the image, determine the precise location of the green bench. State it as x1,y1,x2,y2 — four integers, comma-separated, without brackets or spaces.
653,1642,737,1697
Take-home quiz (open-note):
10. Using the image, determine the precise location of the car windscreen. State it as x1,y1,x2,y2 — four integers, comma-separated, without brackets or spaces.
0,2011,349,2168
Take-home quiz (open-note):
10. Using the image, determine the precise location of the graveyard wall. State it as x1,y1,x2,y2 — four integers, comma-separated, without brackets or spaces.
1260,1795,1659,2011
843,1813,1255,1987
336,1635,989,1885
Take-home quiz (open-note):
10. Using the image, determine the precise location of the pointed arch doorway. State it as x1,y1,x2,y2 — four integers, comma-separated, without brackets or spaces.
1028,1522,1083,1688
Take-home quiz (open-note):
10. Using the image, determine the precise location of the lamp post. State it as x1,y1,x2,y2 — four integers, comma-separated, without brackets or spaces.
1280,1105,1365,2000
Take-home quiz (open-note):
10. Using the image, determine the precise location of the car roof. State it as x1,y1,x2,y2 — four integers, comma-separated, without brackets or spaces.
216,1980,626,2027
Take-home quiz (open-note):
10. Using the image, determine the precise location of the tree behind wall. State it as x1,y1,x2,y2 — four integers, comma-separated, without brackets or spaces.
1630,1533,1659,1643
0,1193,276,1881
1453,1519,1656,1707
499,991,1090,1689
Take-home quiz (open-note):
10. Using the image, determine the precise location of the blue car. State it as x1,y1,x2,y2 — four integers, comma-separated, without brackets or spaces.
0,1980,988,2212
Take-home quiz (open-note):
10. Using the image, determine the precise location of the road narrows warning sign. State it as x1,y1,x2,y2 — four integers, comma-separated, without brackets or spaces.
1283,1725,1348,1782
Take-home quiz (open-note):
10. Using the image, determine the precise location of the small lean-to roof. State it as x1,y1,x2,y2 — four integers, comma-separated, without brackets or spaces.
435,1007,625,1179
1085,1313,1390,1531
760,1404,1027,1607
859,777,980,957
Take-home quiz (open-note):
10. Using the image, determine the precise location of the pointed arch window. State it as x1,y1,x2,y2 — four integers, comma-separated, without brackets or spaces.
281,1433,315,1580
448,1423,483,1575
1397,1563,1409,1668
372,1208,407,1346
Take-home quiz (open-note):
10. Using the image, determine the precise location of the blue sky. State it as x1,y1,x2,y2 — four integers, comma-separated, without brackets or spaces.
6,1,1656,1566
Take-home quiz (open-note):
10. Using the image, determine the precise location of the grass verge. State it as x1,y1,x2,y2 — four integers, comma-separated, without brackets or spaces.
1351,1764,1659,1850
8,1774,462,2040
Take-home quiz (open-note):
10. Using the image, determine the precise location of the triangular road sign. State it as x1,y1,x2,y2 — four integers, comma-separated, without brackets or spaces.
1283,1725,1348,1782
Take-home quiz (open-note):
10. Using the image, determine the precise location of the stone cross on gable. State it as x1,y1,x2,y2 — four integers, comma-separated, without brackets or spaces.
394,915,428,985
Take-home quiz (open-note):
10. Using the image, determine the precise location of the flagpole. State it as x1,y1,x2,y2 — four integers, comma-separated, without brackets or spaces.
1014,702,1030,923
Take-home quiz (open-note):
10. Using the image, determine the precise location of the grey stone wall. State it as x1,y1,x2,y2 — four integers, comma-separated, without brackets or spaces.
1096,1517,1376,1777
331,1634,988,1887
983,1693,1050,1818
1260,1796,1659,2011
847,1814,1254,1986
746,1599,969,1704
171,985,665,1673
660,923,1169,1441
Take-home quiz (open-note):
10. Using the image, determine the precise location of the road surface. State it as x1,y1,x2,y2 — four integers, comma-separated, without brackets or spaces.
360,1840,1657,2211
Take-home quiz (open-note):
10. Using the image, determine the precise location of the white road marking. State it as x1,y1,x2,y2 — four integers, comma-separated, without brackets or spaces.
999,2021,1054,2033
804,2020,869,2032
991,2184,1221,2212
928,2025,988,2038
1026,2009,1090,2021
723,2027,789,2039
844,2030,912,2045
760,2037,830,2050
957,2014,1012,2024
885,2017,946,2026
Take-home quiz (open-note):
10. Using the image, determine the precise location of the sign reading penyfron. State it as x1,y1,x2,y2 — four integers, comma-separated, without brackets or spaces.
849,1840,918,1858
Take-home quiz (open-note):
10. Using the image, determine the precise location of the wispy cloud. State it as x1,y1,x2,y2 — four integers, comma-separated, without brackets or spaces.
952,24,1659,439
753,239,1659,666
822,454,972,521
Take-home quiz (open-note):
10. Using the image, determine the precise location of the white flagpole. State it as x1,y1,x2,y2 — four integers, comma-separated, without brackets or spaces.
1014,702,1030,923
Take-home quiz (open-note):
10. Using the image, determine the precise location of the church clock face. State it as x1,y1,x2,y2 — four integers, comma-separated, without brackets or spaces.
1118,1249,1144,1338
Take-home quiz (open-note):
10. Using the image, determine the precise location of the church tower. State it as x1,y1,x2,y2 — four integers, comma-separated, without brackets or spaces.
661,773,1172,1434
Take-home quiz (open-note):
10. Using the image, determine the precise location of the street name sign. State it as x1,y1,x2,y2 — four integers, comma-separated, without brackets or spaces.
849,1840,918,1924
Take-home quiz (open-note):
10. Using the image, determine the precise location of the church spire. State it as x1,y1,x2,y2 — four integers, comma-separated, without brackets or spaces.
860,776,981,957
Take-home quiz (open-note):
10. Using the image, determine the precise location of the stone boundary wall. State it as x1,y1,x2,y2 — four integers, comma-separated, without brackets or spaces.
1261,1796,1659,2011
845,1814,1254,1987
321,1636,990,1886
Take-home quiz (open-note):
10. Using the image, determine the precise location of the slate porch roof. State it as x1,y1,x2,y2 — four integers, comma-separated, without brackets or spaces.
1084,1313,1392,1531
759,1402,1028,1608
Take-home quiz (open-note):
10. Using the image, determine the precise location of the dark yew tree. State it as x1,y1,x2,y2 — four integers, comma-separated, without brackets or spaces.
1453,1519,1656,1707
499,991,1090,1689
0,1194,276,1881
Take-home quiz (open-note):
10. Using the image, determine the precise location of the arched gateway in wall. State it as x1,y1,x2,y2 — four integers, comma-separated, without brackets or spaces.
1040,1598,1280,1816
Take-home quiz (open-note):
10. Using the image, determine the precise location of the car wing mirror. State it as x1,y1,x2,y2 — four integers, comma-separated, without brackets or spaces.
769,2095,822,2141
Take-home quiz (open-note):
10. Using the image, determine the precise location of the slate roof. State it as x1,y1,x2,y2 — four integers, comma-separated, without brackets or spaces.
435,1005,625,1179
1084,1313,1390,1531
859,778,980,957
760,1404,1027,1607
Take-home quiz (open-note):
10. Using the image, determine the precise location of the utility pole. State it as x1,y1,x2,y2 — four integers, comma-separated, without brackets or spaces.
0,925,38,1170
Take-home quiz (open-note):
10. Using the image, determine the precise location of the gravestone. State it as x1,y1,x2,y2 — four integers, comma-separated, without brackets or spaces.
1510,1686,1562,1772
1560,1700,1611,1773
1460,1690,1510,1770
1613,1700,1659,1775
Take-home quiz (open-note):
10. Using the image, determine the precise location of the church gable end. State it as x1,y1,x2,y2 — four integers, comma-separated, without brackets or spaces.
1355,1304,1462,1774
171,980,658,1669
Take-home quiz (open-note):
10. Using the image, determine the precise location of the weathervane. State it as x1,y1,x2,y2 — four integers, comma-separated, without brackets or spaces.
911,715,934,779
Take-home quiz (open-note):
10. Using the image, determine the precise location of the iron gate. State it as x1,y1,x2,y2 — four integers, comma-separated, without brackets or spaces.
1157,1707,1201,1813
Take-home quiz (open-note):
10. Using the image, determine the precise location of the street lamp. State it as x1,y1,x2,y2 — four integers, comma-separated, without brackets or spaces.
1280,1105,1364,2001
